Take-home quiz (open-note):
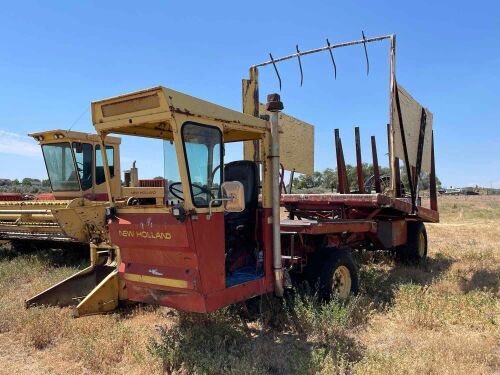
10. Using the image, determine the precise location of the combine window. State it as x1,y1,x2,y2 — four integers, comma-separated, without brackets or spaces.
182,122,223,208
95,145,115,184
72,142,93,191
41,143,80,191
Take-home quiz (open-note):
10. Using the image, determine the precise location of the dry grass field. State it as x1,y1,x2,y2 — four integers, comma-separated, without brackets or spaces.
0,196,498,374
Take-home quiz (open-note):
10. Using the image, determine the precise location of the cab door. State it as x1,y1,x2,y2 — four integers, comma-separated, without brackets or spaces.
178,122,226,293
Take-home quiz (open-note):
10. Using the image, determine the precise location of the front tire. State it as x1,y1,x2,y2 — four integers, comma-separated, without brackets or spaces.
319,249,359,300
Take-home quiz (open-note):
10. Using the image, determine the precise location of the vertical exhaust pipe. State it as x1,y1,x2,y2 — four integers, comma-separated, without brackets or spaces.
266,93,284,297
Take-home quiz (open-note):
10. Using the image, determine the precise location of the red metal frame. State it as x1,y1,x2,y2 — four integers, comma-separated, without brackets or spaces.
110,208,274,312
108,123,439,313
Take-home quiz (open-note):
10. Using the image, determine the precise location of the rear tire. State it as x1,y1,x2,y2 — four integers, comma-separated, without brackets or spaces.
319,248,359,301
397,222,427,264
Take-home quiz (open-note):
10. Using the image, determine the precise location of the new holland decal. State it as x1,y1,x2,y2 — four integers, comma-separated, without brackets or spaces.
118,230,172,240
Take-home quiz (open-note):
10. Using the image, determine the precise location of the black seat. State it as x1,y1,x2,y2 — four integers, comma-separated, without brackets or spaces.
224,160,259,232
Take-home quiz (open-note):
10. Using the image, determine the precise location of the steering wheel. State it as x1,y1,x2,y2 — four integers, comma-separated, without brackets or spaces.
211,164,221,181
169,182,215,201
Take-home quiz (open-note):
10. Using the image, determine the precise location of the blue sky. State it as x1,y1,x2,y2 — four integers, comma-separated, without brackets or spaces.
0,1,498,188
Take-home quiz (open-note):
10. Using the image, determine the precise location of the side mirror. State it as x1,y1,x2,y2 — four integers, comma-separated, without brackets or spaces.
207,181,245,219
221,181,245,212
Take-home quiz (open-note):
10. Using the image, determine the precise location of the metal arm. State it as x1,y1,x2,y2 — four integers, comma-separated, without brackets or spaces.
252,34,392,68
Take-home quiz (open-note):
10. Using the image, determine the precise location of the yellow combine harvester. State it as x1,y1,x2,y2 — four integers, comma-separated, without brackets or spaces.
0,130,163,246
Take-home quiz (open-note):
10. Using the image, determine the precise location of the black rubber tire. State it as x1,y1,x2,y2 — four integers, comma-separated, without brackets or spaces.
397,222,428,265
319,248,359,301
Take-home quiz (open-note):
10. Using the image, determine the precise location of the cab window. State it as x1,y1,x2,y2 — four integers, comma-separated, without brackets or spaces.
41,143,80,191
95,145,115,184
181,123,222,207
72,142,93,191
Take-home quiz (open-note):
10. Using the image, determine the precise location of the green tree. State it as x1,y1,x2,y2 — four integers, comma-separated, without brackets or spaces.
321,168,337,192
292,171,323,190
291,164,440,193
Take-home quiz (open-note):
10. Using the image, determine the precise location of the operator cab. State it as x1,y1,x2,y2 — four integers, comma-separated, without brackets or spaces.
163,123,262,287
91,86,274,312
29,130,121,200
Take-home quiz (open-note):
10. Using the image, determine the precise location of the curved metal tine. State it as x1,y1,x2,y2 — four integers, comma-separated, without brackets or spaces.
362,31,370,75
326,38,337,80
269,53,282,91
296,45,304,86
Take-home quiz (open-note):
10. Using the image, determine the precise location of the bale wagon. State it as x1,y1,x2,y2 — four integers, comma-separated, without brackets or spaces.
22,34,438,316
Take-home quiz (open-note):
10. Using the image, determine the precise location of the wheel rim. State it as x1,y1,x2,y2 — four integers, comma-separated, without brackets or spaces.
332,265,352,299
418,232,426,258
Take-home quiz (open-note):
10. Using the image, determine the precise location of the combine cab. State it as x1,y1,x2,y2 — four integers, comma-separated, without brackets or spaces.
0,130,121,244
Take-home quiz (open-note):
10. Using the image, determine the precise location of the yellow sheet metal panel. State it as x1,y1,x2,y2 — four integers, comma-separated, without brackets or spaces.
92,86,268,140
392,84,433,173
259,104,314,175
74,270,119,317
52,199,108,242
102,94,160,117
123,273,188,289
29,129,121,145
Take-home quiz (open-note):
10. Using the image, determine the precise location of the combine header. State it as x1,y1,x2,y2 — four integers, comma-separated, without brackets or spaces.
20,33,438,316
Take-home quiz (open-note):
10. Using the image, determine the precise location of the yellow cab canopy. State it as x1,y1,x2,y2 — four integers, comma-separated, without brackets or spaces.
91,86,268,142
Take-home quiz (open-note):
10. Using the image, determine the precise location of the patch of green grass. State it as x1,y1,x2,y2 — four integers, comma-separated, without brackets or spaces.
147,297,369,375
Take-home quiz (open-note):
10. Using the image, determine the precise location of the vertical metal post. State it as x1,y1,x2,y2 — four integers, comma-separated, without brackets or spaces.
386,123,391,169
267,93,284,298
99,133,114,207
429,131,438,211
335,129,343,193
411,165,418,197
388,123,401,197
335,129,349,193
371,136,382,193
394,158,401,197
242,67,260,162
389,35,397,196
355,127,364,193
339,138,349,193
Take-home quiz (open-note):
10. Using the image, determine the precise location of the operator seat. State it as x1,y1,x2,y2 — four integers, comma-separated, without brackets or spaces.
224,160,259,233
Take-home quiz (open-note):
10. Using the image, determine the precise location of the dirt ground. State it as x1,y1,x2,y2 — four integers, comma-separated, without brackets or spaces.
0,195,498,374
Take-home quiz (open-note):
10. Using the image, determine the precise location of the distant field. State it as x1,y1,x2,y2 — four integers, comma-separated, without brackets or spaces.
0,196,498,374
